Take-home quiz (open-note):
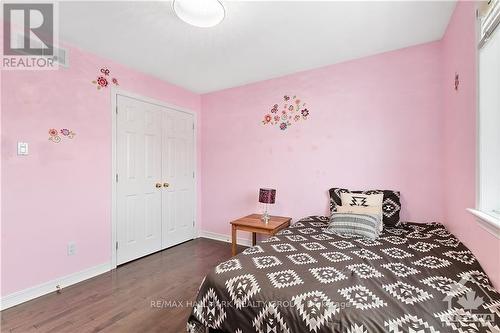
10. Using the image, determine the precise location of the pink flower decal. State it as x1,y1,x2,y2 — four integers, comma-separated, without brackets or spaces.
262,94,309,131
92,68,119,90
262,114,272,124
49,128,76,143
96,76,108,89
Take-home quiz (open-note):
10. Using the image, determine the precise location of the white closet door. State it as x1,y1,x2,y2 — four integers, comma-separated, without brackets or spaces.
116,95,163,265
161,109,195,248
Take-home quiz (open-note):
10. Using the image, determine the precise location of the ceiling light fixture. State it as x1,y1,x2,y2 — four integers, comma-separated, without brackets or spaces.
173,0,225,28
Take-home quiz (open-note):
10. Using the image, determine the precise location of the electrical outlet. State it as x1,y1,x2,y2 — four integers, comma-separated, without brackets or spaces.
67,242,76,256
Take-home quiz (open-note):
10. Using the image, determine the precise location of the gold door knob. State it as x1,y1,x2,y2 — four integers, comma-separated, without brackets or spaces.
155,183,162,188
163,182,170,188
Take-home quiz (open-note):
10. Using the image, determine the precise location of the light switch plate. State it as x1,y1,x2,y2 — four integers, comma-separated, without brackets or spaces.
17,142,28,155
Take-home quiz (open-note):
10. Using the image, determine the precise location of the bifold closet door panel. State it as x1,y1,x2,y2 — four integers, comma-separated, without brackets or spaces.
161,109,196,249
116,95,163,265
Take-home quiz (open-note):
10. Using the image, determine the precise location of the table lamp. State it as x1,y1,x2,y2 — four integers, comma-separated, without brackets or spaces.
259,188,276,224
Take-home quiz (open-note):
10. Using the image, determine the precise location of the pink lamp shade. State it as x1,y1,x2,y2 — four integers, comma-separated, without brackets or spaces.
259,188,276,204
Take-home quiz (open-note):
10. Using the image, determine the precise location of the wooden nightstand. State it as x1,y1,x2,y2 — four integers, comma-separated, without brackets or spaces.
230,214,292,256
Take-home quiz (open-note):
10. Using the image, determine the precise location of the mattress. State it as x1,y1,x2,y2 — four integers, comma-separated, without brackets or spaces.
187,216,500,332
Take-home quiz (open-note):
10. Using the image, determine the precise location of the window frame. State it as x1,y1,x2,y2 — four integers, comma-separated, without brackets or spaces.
469,1,500,238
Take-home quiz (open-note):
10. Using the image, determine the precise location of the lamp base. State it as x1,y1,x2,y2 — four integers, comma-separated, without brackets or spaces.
261,212,270,224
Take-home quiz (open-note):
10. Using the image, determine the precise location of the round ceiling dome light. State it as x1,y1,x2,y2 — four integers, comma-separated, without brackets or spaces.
173,0,225,28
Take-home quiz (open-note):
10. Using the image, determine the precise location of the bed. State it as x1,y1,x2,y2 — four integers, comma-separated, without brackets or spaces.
187,216,500,332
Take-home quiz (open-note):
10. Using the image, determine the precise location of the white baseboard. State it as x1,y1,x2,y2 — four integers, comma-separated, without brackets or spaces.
0,262,111,311
198,230,253,247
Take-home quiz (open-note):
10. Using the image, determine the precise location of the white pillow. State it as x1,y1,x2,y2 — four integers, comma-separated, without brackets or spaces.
339,193,384,231
340,192,383,207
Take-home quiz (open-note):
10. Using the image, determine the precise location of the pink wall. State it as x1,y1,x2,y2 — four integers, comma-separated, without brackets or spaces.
201,42,445,237
441,1,500,287
1,43,201,296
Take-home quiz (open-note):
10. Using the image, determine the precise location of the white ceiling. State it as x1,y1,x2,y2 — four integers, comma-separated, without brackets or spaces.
60,1,456,94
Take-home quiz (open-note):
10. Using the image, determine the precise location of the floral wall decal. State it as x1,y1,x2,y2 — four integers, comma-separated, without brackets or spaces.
262,95,309,131
49,128,76,143
92,67,119,90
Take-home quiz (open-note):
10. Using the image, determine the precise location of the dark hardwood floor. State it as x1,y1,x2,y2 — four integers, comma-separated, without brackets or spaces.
1,238,245,333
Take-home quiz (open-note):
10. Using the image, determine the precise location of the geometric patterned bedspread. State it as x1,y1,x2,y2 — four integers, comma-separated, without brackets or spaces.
187,216,500,333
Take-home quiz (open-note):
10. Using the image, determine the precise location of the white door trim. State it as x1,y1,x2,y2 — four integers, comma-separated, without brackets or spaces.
110,87,198,269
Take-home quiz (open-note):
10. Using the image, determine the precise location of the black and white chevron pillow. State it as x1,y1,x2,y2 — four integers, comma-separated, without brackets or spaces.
329,188,401,226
